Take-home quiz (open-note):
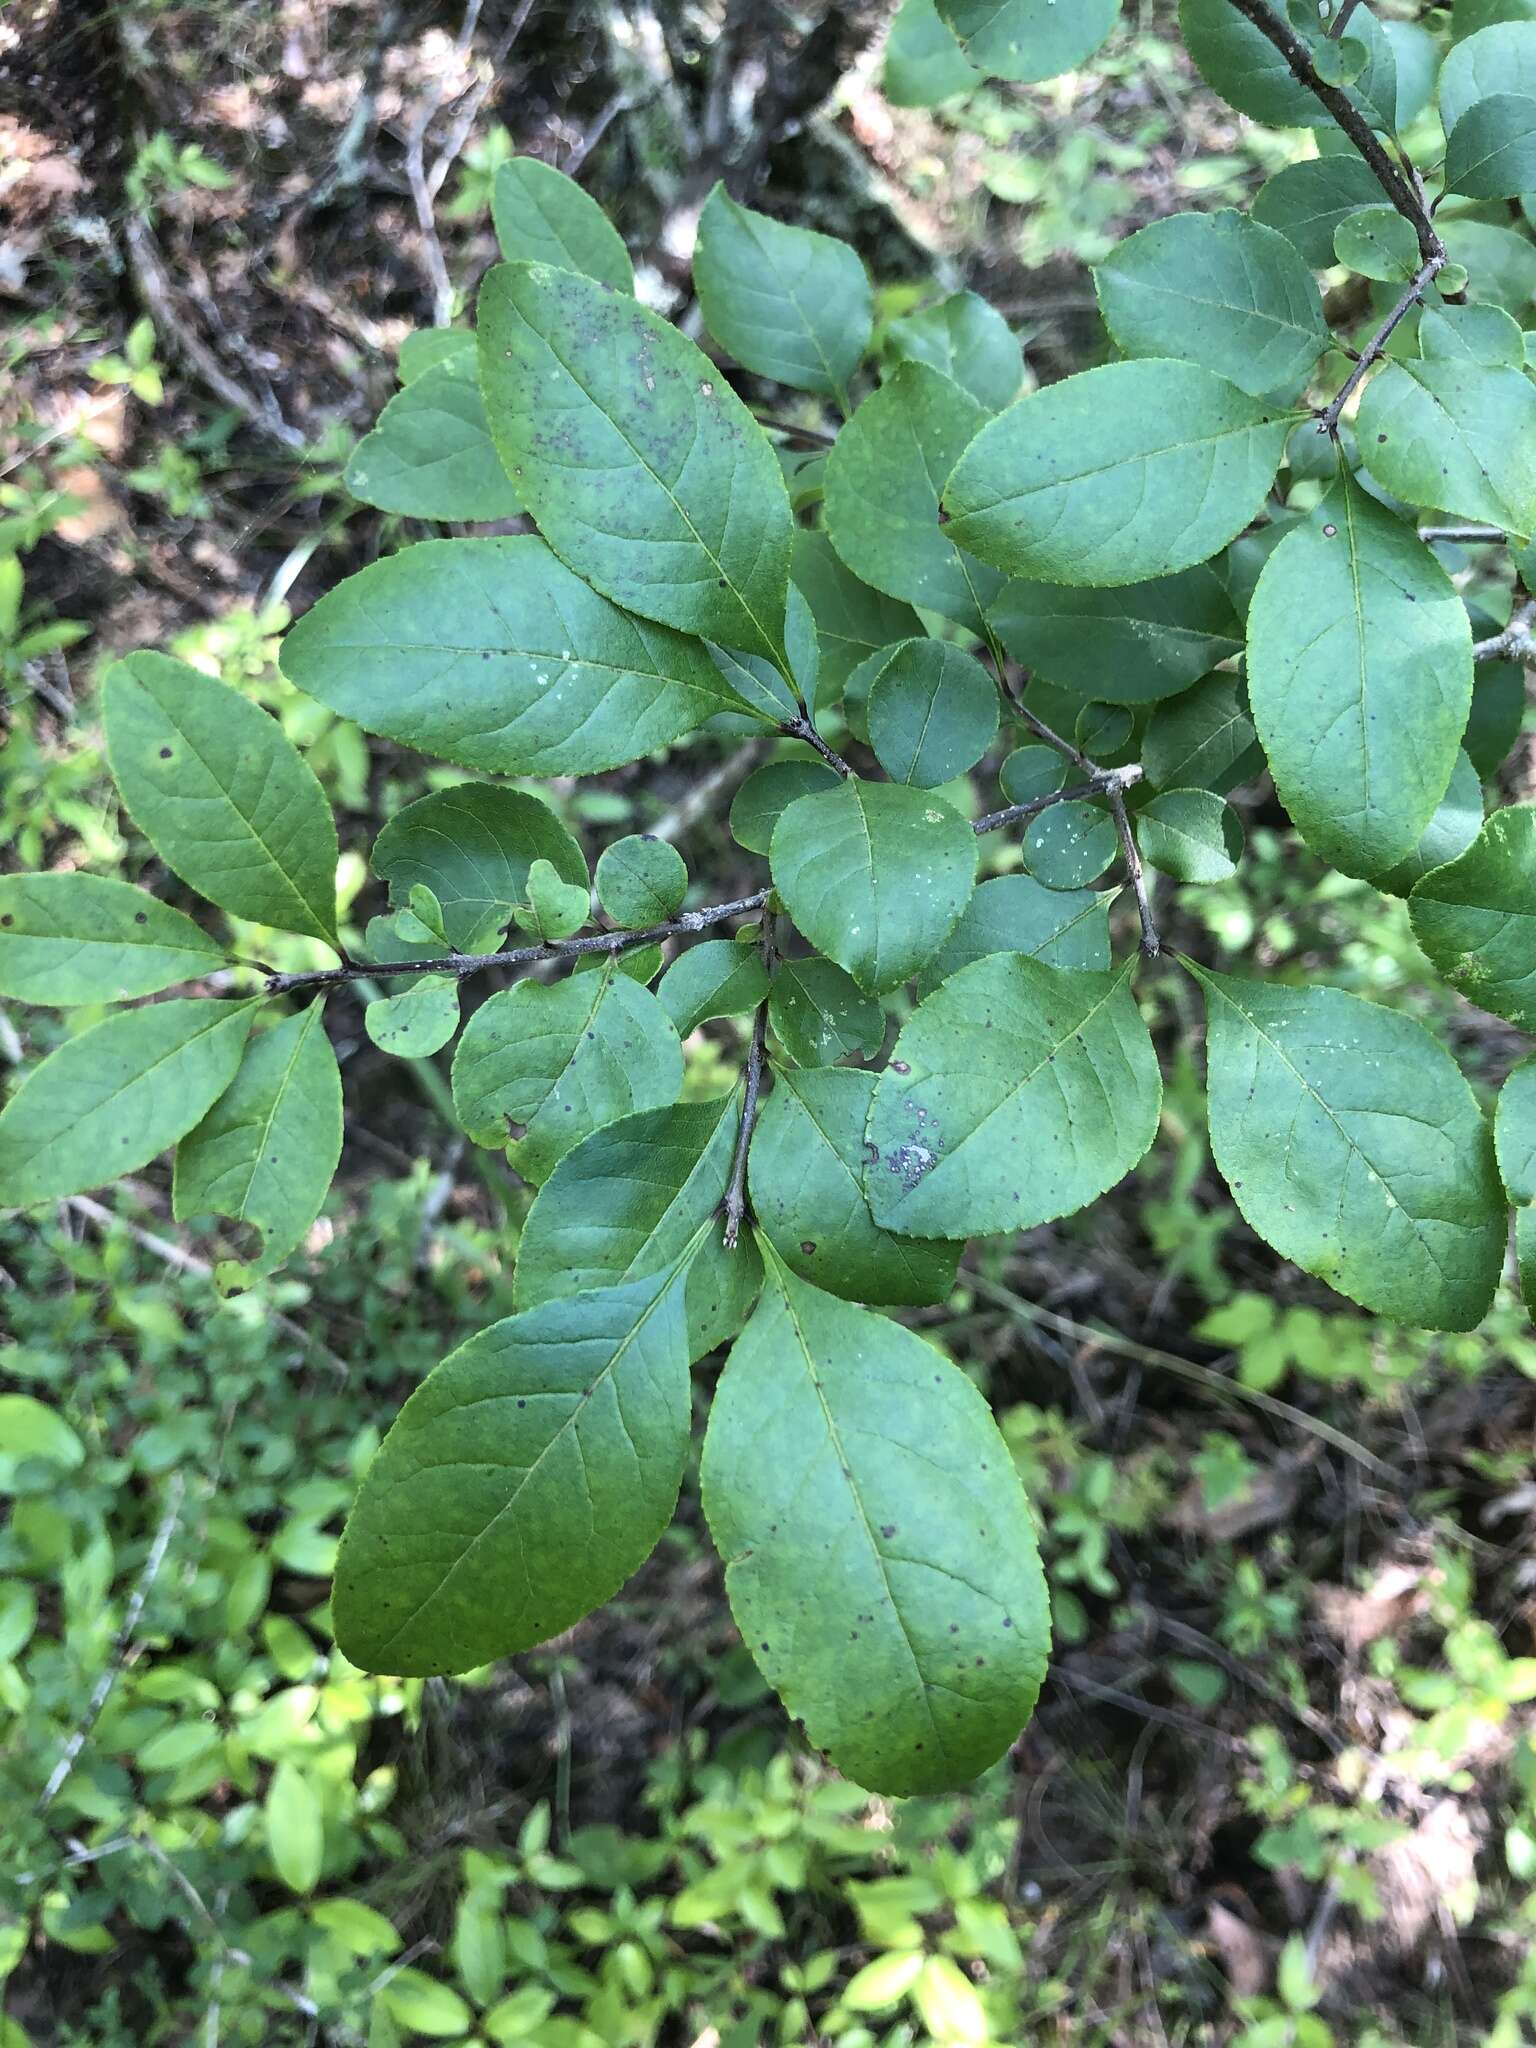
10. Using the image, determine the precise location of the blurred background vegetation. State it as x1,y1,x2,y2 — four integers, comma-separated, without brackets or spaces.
5,1,1536,2042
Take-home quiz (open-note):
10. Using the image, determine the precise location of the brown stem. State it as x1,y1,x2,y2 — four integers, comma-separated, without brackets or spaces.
974,766,1142,836
783,712,853,777
1318,256,1443,437
264,890,770,997
722,917,777,1250
1109,784,1161,959
1221,0,1443,265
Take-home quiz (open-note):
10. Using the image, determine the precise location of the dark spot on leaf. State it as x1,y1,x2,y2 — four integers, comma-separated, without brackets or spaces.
800,1240,816,1255
159,746,172,758
135,911,147,924
880,1523,896,1538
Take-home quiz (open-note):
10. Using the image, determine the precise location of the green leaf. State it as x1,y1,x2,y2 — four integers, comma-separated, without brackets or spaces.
361,917,462,1056
769,957,887,1068
1142,673,1263,796
1369,749,1484,897
1357,356,1536,539
656,940,771,1036
0,872,223,1006
998,746,1069,806
345,356,522,520
943,360,1294,588
1441,218,1536,315
694,185,872,408
824,362,1004,628
866,640,998,787
1409,805,1536,1027
1454,0,1536,43
934,0,1120,81
750,1067,961,1306
519,859,590,941
515,1094,762,1359
173,1004,342,1276
1023,801,1118,889
1193,965,1506,1330
451,961,683,1181
282,535,755,777
989,563,1242,706
1440,22,1536,132
334,1264,692,1673
865,956,1161,1238
373,784,588,950
398,328,475,382
1095,209,1327,399
700,1251,1050,1796
1419,301,1527,369
266,1761,324,1894
479,262,792,662
771,779,977,994
0,998,255,1207
1445,91,1536,197
380,1970,474,2039
790,531,923,697
104,653,338,946
729,757,843,855
1252,155,1388,268
0,1396,83,1474
1333,204,1421,284
594,835,687,927
886,291,1021,413
1495,1053,1536,1203
1179,0,1383,125
491,157,634,291
883,0,981,105
1138,788,1243,883
1246,480,1473,878
917,873,1110,992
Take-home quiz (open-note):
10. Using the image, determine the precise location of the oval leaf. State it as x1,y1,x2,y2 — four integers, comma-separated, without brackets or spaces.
1409,804,1536,1027
283,535,754,778
1246,482,1473,877
943,360,1295,588
886,290,1021,413
0,999,255,1207
334,1266,692,1674
1095,209,1328,399
450,962,683,1181
694,184,872,406
935,0,1120,81
345,357,522,521
824,362,1004,628
173,1003,342,1276
479,262,793,662
989,563,1243,706
373,784,587,950
491,156,634,290
1357,357,1536,540
771,779,977,995
700,1253,1050,1796
865,955,1161,1239
0,872,223,1006
1194,965,1506,1331
104,653,338,945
